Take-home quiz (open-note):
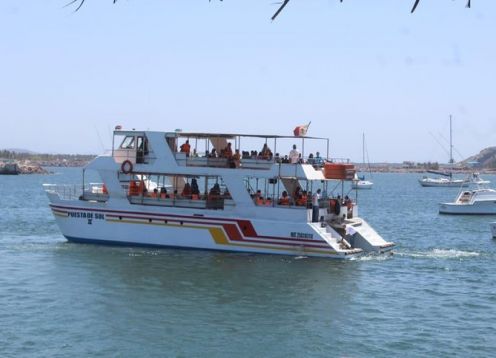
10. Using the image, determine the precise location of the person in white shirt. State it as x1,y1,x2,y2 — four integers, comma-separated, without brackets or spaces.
289,144,300,164
312,189,321,222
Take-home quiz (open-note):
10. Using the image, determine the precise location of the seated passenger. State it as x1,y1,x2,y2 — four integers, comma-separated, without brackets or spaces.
278,191,290,205
232,149,241,168
151,188,158,198
314,152,324,166
307,153,315,164
260,144,272,159
224,142,233,158
209,148,217,158
180,140,191,156
296,191,308,206
160,187,168,199
191,178,200,196
255,190,264,205
182,183,192,198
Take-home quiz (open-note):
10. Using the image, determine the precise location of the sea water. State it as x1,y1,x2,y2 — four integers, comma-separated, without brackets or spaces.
1,169,495,357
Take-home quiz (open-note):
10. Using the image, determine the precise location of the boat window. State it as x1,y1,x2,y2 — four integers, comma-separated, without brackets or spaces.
126,173,232,210
120,136,135,149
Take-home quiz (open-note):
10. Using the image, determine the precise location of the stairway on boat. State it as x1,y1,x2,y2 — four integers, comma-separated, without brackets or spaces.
315,217,394,253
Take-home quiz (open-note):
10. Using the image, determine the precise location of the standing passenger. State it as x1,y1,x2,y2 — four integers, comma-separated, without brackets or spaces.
180,140,191,156
312,189,321,222
289,144,300,164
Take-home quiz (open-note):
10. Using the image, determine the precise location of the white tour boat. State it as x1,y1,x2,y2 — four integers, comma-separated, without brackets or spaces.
44,128,394,259
439,186,496,215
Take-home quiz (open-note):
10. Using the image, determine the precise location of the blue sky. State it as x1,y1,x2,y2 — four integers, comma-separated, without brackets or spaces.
0,1,495,162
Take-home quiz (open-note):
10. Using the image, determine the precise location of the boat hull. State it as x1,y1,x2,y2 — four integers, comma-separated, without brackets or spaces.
50,203,359,259
351,181,373,189
439,202,496,215
419,179,468,188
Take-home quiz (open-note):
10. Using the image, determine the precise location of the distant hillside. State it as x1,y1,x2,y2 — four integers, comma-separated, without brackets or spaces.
461,146,496,168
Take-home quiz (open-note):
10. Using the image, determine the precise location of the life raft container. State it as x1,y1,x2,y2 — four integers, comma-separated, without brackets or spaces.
323,163,355,180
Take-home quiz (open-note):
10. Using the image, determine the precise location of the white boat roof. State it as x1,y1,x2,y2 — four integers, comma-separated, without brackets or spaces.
173,132,328,140
114,129,328,141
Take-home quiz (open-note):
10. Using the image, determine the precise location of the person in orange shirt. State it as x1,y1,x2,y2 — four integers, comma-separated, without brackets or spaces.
180,140,191,157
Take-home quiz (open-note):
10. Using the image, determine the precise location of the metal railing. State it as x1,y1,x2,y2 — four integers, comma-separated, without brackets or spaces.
43,184,82,200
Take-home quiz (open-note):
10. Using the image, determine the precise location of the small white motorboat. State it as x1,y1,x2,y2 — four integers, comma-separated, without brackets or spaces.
491,222,496,238
439,187,496,215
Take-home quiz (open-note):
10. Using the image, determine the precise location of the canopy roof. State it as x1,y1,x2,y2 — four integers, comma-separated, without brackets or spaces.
172,131,328,141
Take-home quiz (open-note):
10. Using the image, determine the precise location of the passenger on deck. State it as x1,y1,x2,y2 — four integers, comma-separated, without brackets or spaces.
289,144,300,164
314,152,324,166
160,187,168,199
344,195,353,218
261,144,272,160
182,183,192,198
151,188,158,198
312,189,321,222
180,140,191,156
232,149,241,168
224,142,233,158
255,190,264,205
209,148,217,158
307,153,315,165
278,191,290,206
191,149,199,158
297,191,308,206
293,186,301,204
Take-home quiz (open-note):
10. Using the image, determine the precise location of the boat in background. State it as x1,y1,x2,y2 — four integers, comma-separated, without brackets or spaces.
419,173,469,188
439,185,496,215
352,133,373,190
470,172,490,185
419,115,467,188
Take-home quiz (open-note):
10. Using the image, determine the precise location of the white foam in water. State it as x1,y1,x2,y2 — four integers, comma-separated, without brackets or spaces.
400,249,480,259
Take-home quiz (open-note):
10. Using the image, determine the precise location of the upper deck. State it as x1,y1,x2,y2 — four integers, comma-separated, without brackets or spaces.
110,128,353,181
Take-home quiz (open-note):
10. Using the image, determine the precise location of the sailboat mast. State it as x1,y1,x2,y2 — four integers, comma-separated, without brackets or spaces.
449,114,453,165
362,133,365,165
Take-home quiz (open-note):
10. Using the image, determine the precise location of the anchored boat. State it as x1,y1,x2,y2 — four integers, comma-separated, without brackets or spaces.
439,186,496,215
44,128,394,259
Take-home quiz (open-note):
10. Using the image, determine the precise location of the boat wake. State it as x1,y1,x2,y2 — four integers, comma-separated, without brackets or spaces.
399,248,480,259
